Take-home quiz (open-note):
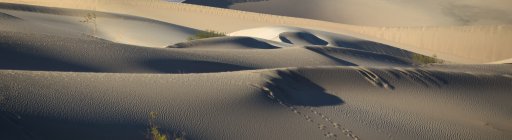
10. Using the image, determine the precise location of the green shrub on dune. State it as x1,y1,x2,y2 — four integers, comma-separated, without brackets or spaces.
412,54,444,64
187,30,226,41
148,112,168,140
148,112,186,140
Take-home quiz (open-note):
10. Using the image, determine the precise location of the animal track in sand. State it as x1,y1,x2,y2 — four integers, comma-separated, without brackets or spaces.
251,83,361,140
306,107,362,140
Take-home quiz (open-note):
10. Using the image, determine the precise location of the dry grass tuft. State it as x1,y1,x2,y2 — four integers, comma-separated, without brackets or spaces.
187,30,226,41
412,54,444,64
148,112,168,140
147,112,186,140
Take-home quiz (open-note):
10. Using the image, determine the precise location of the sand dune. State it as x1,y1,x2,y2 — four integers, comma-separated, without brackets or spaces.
0,3,198,47
1,66,511,140
225,0,512,26
0,1,511,140
230,26,413,59
0,30,413,73
2,0,511,63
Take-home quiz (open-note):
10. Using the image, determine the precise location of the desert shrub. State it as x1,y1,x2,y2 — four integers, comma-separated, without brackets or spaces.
0,95,4,105
412,54,444,64
148,112,168,140
187,30,226,41
147,112,186,140
80,13,98,35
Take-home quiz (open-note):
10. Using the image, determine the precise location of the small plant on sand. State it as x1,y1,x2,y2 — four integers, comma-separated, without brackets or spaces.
0,95,4,105
80,12,98,36
412,53,444,64
148,112,168,140
187,30,226,41
147,112,186,140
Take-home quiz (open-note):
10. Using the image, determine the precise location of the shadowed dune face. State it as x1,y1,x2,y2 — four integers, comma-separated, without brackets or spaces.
0,114,149,140
262,70,344,106
170,36,282,49
304,47,358,66
143,59,253,73
0,31,257,73
0,41,101,72
279,32,328,46
0,30,415,74
183,0,268,8
333,39,412,59
232,26,414,60
306,47,415,67
0,12,19,20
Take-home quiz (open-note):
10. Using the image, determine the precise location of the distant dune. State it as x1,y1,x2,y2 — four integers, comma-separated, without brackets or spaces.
491,58,512,64
0,3,198,47
186,0,512,27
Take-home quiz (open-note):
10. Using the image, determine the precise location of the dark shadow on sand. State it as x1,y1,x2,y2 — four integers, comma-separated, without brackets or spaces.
335,40,412,59
183,0,268,8
170,36,279,49
263,70,343,106
279,32,329,46
143,59,254,73
305,47,358,66
0,42,101,72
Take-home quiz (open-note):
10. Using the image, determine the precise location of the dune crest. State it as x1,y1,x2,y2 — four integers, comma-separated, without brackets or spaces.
2,0,511,63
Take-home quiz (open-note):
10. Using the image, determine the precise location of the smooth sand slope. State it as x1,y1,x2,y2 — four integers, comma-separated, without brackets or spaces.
1,0,512,63
1,66,512,140
226,0,512,26
0,3,198,47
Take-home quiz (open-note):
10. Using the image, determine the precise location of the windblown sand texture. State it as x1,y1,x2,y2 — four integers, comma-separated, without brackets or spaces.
0,0,511,140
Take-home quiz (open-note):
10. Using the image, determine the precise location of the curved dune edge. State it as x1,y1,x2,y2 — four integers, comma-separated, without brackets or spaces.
0,3,199,47
1,0,511,63
170,36,289,49
0,30,414,74
490,58,512,64
229,26,413,59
